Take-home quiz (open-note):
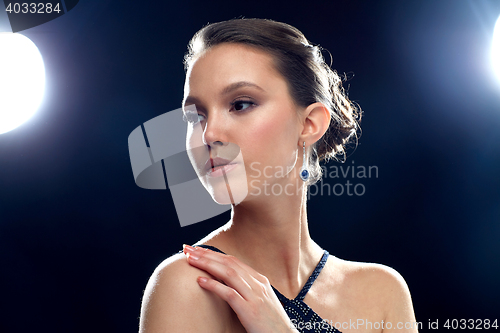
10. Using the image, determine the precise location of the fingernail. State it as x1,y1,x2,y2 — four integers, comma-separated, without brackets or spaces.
183,244,195,253
198,276,208,283
186,252,199,260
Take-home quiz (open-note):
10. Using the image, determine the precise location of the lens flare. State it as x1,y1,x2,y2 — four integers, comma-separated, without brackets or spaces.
0,33,45,135
492,15,500,82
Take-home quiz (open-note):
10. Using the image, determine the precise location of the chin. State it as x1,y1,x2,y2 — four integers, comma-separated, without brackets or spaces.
203,176,248,205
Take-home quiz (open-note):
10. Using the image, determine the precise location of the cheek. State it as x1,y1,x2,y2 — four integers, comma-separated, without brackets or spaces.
186,124,209,175
242,107,298,172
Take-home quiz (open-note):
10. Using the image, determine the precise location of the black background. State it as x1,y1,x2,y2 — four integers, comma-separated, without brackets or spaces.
1,0,500,332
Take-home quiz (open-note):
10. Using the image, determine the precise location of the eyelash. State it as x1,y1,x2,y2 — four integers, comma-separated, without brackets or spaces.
230,99,256,112
183,99,257,124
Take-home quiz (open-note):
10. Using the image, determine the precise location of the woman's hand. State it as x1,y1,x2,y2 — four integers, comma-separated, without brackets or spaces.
183,244,299,333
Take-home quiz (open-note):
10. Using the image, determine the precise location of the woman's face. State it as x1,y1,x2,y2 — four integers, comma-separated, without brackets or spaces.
183,43,303,204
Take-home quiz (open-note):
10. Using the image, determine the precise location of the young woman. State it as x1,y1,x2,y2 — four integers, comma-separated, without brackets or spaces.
139,19,418,333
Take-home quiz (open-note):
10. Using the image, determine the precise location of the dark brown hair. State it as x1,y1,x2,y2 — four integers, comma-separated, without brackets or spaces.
184,18,361,184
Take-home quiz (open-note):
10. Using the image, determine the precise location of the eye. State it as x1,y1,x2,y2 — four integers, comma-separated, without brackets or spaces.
230,100,255,112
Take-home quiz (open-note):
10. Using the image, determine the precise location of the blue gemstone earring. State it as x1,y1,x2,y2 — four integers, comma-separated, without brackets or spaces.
300,142,309,182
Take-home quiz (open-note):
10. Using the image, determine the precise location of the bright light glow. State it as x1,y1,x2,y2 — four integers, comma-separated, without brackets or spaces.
493,15,500,81
0,33,45,135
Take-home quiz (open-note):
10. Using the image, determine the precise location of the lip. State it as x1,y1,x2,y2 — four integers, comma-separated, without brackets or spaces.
204,157,238,178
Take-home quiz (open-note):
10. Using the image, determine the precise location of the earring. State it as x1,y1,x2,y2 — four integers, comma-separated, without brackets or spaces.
300,142,309,182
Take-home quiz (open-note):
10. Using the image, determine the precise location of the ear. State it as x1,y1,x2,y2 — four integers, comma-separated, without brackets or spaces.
299,102,330,147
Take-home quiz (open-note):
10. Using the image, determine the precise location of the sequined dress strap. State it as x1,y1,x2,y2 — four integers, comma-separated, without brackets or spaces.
272,250,329,302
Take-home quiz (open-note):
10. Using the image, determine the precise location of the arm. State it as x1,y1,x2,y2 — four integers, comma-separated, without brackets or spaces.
380,266,419,333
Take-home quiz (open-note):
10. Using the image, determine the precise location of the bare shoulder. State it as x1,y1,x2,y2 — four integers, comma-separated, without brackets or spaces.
139,252,235,333
328,256,418,331
334,257,411,296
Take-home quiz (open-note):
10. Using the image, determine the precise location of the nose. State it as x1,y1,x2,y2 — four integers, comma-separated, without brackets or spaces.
202,110,228,148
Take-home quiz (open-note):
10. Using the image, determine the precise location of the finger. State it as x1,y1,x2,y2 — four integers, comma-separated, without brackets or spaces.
184,246,270,286
184,246,263,299
183,245,263,281
197,276,248,316
186,251,255,296
184,246,251,277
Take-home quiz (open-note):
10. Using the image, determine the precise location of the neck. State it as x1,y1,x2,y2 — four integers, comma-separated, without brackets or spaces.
201,185,324,299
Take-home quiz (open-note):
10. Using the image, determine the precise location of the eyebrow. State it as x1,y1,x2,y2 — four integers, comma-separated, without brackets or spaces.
221,81,264,95
183,81,264,108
